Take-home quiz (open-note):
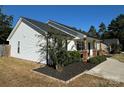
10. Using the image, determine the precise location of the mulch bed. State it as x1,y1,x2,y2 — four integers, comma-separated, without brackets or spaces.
34,62,98,81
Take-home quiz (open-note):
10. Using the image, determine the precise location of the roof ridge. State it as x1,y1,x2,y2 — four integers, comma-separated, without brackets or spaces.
21,16,47,25
48,20,88,35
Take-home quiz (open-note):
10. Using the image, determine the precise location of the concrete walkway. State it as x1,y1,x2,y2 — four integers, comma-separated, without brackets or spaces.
86,58,124,83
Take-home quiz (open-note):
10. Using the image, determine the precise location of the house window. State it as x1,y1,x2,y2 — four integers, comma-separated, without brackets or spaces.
76,41,84,51
17,41,20,54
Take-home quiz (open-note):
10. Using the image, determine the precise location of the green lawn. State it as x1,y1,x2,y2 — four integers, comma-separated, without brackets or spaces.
0,57,124,87
112,53,124,62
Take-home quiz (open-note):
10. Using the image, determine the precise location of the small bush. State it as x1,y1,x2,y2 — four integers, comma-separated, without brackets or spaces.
68,51,81,58
56,49,69,66
89,55,107,64
63,51,82,66
89,57,99,64
49,49,82,67
96,56,106,62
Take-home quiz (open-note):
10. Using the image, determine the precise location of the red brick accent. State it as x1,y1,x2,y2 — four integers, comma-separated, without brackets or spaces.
82,49,88,64
98,50,103,56
93,49,97,57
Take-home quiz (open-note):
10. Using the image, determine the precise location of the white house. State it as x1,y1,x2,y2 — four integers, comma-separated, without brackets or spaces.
7,17,108,64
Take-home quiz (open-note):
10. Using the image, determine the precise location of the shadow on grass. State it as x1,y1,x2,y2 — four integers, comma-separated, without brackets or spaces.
33,62,99,81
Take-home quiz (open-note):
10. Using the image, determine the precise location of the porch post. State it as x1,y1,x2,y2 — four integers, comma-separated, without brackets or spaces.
82,38,88,63
93,40,97,57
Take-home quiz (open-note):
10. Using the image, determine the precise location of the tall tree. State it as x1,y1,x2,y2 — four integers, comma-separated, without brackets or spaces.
108,14,124,50
98,22,107,39
0,8,13,44
88,25,98,38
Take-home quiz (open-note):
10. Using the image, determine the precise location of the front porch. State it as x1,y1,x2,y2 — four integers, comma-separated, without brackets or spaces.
45,32,108,65
74,36,105,63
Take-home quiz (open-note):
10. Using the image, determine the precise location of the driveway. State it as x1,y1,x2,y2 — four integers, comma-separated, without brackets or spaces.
86,58,124,83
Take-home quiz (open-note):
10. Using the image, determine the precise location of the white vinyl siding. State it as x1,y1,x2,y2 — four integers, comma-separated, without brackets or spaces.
9,21,46,64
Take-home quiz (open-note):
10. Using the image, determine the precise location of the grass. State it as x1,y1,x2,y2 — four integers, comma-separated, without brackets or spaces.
68,74,124,87
0,57,124,87
112,53,124,62
0,57,64,87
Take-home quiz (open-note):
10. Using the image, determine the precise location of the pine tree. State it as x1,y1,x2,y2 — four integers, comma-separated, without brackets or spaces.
0,8,13,44
88,25,98,38
98,22,107,39
108,14,124,50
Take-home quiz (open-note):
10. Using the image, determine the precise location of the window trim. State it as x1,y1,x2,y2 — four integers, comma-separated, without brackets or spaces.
76,41,84,51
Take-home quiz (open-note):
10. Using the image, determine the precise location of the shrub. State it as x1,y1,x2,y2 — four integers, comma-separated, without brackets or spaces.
56,49,69,66
89,55,107,64
96,56,106,62
68,51,81,58
89,57,100,64
63,51,82,66
101,56,106,61
49,50,82,67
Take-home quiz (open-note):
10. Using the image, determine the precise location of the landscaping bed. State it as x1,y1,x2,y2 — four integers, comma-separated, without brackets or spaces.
34,55,107,81
34,62,99,81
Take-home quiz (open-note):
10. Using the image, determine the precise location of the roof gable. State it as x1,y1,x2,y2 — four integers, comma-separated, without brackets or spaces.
7,17,48,40
22,17,74,39
7,17,74,40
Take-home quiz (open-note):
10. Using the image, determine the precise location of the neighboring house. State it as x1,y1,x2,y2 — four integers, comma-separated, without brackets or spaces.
103,39,120,52
7,17,107,64
103,39,120,46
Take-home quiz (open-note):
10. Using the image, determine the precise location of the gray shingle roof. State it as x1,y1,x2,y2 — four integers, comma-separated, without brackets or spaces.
21,17,74,39
48,20,86,38
47,20,100,40
21,17,100,40
49,20,88,34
